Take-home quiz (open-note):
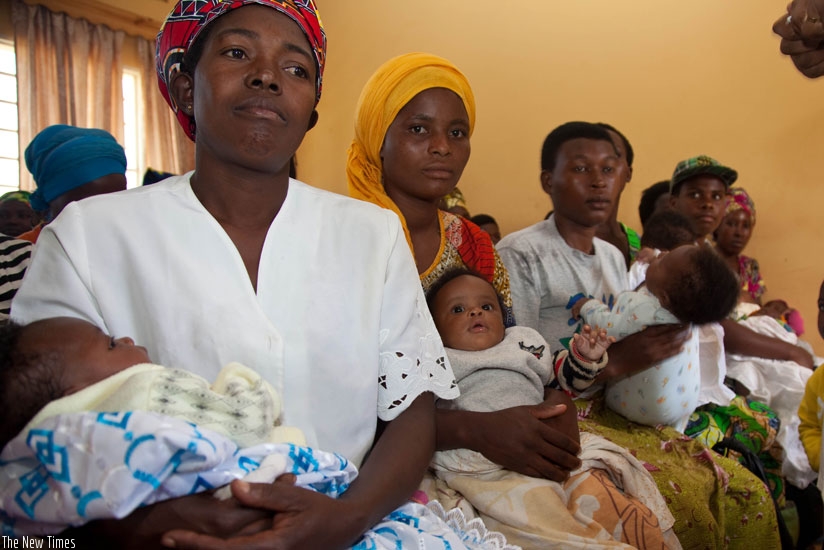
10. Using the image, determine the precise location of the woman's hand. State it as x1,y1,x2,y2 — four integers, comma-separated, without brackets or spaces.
486,401,581,481
599,324,689,381
162,478,366,550
721,318,814,368
165,393,439,549
64,490,274,549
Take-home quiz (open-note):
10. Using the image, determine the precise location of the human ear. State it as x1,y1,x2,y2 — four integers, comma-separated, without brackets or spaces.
170,70,194,116
540,170,553,197
307,110,319,131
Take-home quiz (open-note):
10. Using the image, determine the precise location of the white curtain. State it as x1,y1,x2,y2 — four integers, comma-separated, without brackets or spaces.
13,0,125,191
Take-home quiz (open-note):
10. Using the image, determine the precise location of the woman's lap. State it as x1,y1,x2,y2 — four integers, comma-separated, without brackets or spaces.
576,397,780,549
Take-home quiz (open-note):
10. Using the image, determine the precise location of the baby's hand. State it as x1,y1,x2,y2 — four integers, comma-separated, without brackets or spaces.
572,325,615,362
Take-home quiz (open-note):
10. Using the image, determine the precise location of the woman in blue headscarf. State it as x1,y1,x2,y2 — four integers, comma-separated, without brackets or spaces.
20,124,127,242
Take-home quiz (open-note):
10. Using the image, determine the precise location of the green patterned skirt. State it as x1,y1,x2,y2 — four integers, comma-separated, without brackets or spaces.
576,395,780,549
685,396,785,506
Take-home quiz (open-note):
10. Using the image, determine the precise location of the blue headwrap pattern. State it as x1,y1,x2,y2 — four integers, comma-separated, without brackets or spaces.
25,125,127,212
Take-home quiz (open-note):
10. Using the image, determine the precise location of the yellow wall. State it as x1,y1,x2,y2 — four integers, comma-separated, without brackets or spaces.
298,0,824,355
3,1,822,354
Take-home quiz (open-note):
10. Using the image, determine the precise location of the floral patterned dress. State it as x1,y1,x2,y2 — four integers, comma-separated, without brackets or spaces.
738,255,766,303
419,211,514,327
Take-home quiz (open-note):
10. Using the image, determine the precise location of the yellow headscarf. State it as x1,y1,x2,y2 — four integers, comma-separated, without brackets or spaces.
347,53,476,248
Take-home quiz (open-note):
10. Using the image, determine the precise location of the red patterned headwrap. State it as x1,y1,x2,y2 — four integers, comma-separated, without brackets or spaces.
156,0,326,141
725,187,756,225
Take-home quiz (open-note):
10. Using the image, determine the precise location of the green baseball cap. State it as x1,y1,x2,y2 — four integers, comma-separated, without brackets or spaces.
670,155,738,193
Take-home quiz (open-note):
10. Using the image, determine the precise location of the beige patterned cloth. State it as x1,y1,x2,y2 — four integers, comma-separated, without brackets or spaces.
424,433,680,549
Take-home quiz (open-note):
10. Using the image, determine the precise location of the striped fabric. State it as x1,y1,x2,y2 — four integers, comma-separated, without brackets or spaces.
0,235,32,320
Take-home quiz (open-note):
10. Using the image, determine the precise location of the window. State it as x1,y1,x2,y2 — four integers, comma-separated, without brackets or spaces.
122,68,144,189
0,40,19,197
0,46,146,193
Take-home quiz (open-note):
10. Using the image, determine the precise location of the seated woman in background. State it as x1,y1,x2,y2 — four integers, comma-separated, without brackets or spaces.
347,53,678,548
347,53,515,325
715,187,804,333
0,191,38,238
19,125,127,243
707,186,819,492
715,187,766,305
0,191,35,318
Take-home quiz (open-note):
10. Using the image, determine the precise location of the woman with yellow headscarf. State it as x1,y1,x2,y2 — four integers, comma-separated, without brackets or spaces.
348,54,678,549
347,52,514,326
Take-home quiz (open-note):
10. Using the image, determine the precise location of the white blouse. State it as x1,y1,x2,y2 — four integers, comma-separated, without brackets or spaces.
12,173,458,467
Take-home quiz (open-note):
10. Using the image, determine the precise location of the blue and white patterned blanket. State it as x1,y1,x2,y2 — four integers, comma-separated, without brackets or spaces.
0,411,517,549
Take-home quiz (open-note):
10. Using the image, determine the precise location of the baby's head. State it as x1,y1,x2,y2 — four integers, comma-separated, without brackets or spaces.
427,270,506,351
645,244,739,324
0,317,150,449
641,209,696,252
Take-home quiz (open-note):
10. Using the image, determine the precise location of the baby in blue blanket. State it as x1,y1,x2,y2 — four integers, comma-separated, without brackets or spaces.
0,317,528,549
0,317,351,537
0,316,304,451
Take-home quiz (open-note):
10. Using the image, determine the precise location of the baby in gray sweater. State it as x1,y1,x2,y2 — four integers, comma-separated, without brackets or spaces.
427,269,612,415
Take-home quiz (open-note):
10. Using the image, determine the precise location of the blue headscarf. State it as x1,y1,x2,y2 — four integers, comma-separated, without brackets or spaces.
25,125,127,212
